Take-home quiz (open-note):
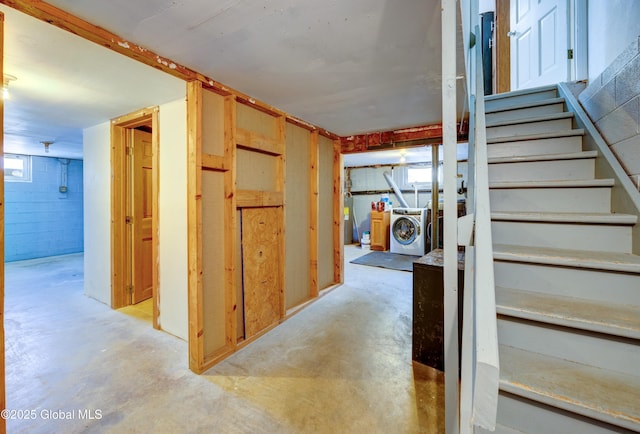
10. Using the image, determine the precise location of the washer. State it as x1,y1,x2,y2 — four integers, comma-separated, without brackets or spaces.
390,208,427,256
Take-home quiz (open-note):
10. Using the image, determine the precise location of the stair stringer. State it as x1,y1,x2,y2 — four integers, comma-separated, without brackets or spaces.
559,82,640,254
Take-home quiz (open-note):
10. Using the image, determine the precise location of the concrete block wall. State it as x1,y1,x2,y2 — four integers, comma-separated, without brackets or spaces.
579,36,640,189
5,156,84,262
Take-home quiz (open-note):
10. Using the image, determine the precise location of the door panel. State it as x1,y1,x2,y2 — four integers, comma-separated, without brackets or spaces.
132,129,153,304
511,0,568,90
241,207,281,339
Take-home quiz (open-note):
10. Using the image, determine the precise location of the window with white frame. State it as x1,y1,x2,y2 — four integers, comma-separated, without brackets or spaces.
4,154,32,182
401,163,443,189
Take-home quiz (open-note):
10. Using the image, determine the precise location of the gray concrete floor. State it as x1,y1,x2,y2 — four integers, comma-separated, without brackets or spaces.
4,246,444,433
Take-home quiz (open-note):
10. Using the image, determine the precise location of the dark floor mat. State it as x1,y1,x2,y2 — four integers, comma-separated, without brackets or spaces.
349,250,419,272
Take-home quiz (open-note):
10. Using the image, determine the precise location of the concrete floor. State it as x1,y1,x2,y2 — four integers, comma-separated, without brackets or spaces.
4,246,444,433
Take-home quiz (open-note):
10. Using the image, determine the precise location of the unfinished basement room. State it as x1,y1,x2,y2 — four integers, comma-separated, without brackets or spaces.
1,0,639,433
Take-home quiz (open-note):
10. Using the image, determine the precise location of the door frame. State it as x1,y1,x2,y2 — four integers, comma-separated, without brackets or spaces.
111,107,160,328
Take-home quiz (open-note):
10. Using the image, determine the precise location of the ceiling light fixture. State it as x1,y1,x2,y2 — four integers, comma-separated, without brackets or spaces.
41,140,54,153
3,74,16,100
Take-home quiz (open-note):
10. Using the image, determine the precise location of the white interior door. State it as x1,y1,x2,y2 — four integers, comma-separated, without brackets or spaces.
510,0,570,90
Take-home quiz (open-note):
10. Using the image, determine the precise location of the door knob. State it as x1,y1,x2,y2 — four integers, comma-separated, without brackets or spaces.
507,31,517,37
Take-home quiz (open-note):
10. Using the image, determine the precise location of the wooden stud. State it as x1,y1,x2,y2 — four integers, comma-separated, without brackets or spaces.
0,11,5,432
201,153,228,172
186,80,204,373
333,139,344,284
224,95,238,349
276,116,286,319
309,131,319,298
236,190,284,208
236,128,284,156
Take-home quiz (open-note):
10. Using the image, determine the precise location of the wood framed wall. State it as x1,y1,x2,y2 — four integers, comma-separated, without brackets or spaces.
187,82,343,374
1,0,344,377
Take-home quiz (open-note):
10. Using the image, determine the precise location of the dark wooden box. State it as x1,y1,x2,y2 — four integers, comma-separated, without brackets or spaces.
412,249,465,372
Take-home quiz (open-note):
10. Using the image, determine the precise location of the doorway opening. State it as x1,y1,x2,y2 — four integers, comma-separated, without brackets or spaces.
111,107,159,328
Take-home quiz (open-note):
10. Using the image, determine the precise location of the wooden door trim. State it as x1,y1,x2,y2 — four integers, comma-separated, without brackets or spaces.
495,0,511,94
110,107,160,329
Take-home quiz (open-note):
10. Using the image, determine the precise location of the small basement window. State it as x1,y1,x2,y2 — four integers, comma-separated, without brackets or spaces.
403,163,443,188
4,154,32,182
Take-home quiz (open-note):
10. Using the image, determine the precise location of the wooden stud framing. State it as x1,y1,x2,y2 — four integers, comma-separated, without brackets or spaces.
309,131,319,298
187,80,204,372
276,115,286,319
110,107,160,325
236,190,284,208
333,139,344,284
0,11,6,432
223,95,238,352
201,153,228,172
237,128,285,156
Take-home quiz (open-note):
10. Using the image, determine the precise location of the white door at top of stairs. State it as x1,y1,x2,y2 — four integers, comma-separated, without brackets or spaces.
390,208,427,256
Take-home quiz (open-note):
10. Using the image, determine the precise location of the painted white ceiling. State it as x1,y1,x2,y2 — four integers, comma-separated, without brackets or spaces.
1,5,186,159
2,0,467,159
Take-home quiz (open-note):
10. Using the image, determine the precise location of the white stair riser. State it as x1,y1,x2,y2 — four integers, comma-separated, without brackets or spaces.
497,318,640,376
488,135,583,159
490,187,612,213
487,118,573,139
485,89,559,111
486,102,566,123
494,262,640,306
492,221,632,253
489,159,595,183
493,392,625,434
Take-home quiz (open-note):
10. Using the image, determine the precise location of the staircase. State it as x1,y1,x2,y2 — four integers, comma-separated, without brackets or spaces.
482,85,640,433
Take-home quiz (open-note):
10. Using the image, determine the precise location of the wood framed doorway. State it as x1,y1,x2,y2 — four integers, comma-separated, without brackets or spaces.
111,107,160,328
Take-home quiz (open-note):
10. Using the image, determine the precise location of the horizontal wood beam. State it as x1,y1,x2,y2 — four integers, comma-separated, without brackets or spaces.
1,0,340,138
236,128,284,156
201,153,229,172
340,121,469,153
236,190,284,208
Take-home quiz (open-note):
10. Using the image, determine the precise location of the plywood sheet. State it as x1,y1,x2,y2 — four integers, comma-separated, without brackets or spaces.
202,170,227,356
202,88,225,156
237,102,277,139
242,207,282,338
285,124,311,309
318,136,335,289
236,148,278,191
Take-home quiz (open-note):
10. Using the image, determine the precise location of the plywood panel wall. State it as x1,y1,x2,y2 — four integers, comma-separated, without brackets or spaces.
202,89,225,156
318,136,336,289
201,170,227,356
285,124,311,309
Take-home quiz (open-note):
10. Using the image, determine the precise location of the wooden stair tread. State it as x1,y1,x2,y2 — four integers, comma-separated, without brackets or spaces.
490,178,615,189
493,244,640,273
488,150,597,164
491,211,638,225
488,129,585,144
486,112,574,128
499,345,640,431
485,97,565,114
496,287,640,339
485,84,558,102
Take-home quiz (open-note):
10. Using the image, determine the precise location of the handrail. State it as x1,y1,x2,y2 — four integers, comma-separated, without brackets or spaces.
459,23,500,432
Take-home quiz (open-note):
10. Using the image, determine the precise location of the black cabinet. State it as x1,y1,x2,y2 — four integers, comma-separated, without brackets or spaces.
412,249,465,372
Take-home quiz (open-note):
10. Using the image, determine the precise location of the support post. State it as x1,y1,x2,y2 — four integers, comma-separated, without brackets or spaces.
442,0,459,432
